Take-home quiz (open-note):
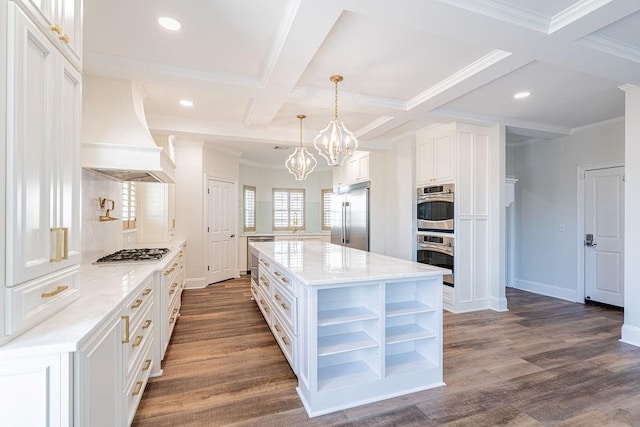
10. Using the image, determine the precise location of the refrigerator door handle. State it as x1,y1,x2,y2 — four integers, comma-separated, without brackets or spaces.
344,201,351,244
341,202,346,243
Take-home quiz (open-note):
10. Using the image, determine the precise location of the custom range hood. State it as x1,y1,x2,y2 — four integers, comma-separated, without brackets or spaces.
82,77,175,183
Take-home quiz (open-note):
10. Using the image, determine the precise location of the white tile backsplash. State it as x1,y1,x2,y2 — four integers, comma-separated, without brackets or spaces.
81,170,123,262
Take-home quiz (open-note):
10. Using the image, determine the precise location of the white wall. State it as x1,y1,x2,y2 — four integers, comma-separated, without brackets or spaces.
621,85,640,347
239,164,332,233
510,119,624,300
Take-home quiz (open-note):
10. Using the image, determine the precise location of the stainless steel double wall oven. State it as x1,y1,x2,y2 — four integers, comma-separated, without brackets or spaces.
416,184,454,287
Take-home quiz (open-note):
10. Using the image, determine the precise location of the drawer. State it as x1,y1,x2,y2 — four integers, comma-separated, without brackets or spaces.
167,293,181,342
258,271,272,293
256,286,272,325
7,266,80,335
271,282,295,333
270,266,293,290
250,278,259,301
258,256,271,270
271,311,295,371
123,300,153,377
125,280,154,329
124,339,153,426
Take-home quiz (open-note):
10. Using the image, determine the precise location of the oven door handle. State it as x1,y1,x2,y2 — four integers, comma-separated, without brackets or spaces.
418,194,454,203
417,243,453,256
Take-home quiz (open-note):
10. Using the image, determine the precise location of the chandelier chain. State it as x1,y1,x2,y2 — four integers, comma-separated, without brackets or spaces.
334,79,338,121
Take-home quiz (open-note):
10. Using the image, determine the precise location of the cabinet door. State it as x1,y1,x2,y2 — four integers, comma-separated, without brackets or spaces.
433,132,454,183
416,137,435,185
333,163,344,187
0,352,71,426
76,315,122,427
7,4,57,286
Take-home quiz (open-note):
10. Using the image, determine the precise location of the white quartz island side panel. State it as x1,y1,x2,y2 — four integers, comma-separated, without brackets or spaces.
250,241,445,417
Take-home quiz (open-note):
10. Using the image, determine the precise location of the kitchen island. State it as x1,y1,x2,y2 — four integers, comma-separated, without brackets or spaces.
250,240,445,417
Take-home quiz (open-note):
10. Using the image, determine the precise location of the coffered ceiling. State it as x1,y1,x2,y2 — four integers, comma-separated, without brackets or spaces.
83,0,640,165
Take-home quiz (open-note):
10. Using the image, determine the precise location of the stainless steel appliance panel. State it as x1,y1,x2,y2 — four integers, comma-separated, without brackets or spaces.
416,234,454,287
417,183,454,232
332,182,369,251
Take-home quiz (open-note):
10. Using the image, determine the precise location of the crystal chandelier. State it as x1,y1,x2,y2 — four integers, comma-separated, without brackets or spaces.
285,114,317,181
314,75,358,166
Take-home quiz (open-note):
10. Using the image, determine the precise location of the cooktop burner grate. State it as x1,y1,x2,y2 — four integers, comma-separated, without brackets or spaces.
95,248,170,264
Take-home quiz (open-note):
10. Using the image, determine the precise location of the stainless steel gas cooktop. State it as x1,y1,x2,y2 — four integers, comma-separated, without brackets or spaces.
94,248,170,264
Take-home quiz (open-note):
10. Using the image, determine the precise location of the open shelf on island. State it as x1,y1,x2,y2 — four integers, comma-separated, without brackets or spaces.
318,360,379,391
318,306,378,326
318,331,378,356
386,324,435,345
386,300,435,317
385,351,437,377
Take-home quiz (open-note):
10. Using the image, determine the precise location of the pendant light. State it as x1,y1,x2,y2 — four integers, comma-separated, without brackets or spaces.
314,75,358,166
285,114,317,181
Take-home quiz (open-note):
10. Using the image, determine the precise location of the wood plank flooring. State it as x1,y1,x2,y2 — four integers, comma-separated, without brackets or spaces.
133,277,640,426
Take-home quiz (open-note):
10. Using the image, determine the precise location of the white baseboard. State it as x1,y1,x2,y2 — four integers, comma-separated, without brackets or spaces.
490,296,509,312
513,278,577,302
445,299,490,313
185,276,207,289
621,324,640,348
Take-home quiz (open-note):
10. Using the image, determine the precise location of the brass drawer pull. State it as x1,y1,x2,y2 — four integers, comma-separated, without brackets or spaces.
169,289,175,296
260,259,270,267
131,299,143,309
173,308,178,314
142,319,152,329
41,285,68,298
59,34,70,44
170,316,176,324
142,288,152,296
50,24,62,34
274,294,281,301
281,277,290,284
132,381,143,396
274,324,282,332
121,315,130,343
142,359,152,371
164,267,175,275
281,303,289,311
273,271,282,277
132,335,143,347
282,336,290,346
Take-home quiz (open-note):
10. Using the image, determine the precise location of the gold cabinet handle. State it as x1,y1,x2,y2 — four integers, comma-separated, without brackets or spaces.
169,316,176,324
132,335,143,347
50,25,62,34
274,324,282,332
281,277,290,284
274,294,281,301
273,271,282,277
282,336,290,346
131,299,143,309
121,315,130,343
59,34,69,44
132,381,143,396
142,288,152,296
260,259,270,267
41,285,68,298
172,308,178,314
142,319,152,329
61,228,68,260
281,303,289,311
142,359,152,371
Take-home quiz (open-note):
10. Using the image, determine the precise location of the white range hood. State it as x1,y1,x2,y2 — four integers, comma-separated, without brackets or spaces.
81,77,175,183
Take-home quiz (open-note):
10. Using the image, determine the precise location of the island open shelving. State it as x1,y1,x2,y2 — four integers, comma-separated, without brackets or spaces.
250,240,445,417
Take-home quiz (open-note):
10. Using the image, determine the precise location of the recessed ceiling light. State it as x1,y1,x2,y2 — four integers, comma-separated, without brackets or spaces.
179,99,194,107
514,91,531,99
158,16,182,31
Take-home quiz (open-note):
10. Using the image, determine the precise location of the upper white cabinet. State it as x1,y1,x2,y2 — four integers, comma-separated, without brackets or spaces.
14,0,82,69
333,151,370,187
416,125,455,185
2,0,82,342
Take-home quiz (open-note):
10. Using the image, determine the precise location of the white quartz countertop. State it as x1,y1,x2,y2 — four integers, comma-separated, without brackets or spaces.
251,240,444,286
0,239,186,358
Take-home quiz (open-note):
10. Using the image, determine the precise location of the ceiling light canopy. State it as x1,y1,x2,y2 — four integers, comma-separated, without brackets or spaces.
158,16,182,31
286,114,317,181
179,99,194,107
314,75,358,166
514,91,531,99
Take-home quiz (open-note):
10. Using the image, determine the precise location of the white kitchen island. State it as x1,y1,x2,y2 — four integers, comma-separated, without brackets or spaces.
250,240,445,417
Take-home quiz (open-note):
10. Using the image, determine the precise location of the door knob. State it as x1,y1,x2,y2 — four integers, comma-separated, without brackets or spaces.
230,234,235,238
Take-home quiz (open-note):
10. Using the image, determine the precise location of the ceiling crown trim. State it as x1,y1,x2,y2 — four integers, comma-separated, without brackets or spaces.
354,115,395,137
579,34,640,63
437,0,549,33
549,0,614,34
406,49,511,110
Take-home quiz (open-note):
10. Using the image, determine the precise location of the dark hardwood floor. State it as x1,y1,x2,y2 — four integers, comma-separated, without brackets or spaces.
133,277,640,426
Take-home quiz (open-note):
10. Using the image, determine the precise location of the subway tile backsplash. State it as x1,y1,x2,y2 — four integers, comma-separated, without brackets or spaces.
81,170,122,262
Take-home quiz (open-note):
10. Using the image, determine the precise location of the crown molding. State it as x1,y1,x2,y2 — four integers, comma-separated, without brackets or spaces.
355,116,395,137
549,0,614,34
571,115,624,133
242,98,258,129
437,0,548,33
259,0,302,86
406,49,511,110
579,34,640,63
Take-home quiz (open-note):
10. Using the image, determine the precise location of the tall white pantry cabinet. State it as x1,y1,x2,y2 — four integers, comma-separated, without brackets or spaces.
2,0,83,344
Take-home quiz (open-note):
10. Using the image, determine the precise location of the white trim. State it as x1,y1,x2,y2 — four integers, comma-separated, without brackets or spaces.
549,0,614,34
576,161,624,304
579,33,640,64
490,296,509,312
513,278,577,302
185,276,207,289
571,116,624,134
621,324,640,348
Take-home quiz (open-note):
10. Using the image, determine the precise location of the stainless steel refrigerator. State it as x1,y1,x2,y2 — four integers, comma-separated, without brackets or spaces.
331,181,370,251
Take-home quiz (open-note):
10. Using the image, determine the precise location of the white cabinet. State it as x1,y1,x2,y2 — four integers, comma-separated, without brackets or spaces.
137,182,171,243
3,1,81,342
75,313,121,427
0,352,72,427
333,151,369,187
14,0,83,69
416,125,455,185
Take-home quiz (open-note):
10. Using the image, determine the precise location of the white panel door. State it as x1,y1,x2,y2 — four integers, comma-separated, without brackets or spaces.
584,167,624,307
207,179,236,284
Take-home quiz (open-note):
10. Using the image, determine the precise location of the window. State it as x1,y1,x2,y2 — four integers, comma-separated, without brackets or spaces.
273,189,305,231
122,182,137,229
321,189,333,230
243,185,256,232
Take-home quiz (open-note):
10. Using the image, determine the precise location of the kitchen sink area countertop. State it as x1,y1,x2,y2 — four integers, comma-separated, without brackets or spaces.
0,239,186,358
